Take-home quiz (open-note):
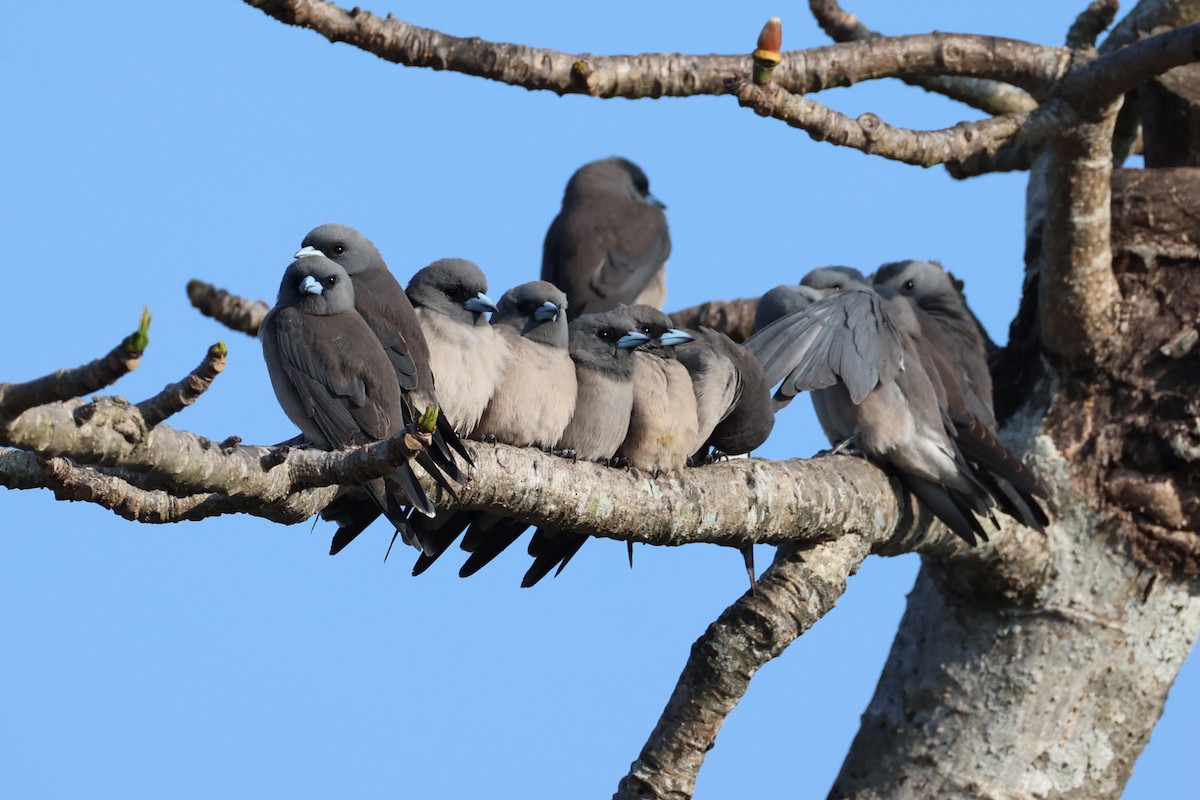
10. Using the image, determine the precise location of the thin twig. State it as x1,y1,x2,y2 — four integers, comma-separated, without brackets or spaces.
136,342,228,428
0,309,150,421
187,279,268,337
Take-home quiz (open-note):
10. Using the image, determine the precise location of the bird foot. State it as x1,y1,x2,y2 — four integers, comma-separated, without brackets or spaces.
478,434,499,446
819,436,863,458
550,447,578,461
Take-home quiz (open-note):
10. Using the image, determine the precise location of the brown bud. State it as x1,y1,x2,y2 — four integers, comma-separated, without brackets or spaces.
757,17,782,54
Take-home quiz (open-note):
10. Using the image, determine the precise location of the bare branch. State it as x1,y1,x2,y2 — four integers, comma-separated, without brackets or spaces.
614,535,871,800
1,396,428,502
946,140,1033,179
668,298,760,343
1066,0,1120,50
734,80,1026,167
806,0,1040,114
0,446,338,524
1064,22,1200,116
1101,0,1200,53
187,279,268,337
136,342,227,428
0,309,150,421
242,1,1065,101
1102,0,1200,164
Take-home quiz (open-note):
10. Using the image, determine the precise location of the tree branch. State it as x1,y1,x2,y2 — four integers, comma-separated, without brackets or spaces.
187,279,267,337
668,298,760,343
806,0,1041,114
0,309,150,421
136,341,227,428
945,140,1033,179
613,535,871,800
733,80,1026,167
1064,22,1200,117
1066,0,1120,50
242,1,1066,100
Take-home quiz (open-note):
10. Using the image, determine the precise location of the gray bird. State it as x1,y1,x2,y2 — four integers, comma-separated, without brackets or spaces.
517,310,648,585
407,259,504,436
522,305,700,584
411,281,577,574
871,259,995,425
748,269,997,545
871,260,1047,531
542,157,671,320
259,255,420,545
754,284,824,334
473,281,576,447
294,224,470,555
617,305,700,473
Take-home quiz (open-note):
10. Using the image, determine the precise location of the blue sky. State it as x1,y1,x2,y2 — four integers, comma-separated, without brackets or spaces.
1,1,1195,797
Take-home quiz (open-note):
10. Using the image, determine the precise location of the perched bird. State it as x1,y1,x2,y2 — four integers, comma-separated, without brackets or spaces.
675,327,776,589
754,284,824,334
407,259,504,436
259,255,420,546
522,305,700,585
473,281,576,447
871,260,1047,531
871,259,995,425
748,270,997,545
411,282,577,574
496,309,648,586
293,224,469,555
676,328,775,461
617,305,700,474
542,157,671,320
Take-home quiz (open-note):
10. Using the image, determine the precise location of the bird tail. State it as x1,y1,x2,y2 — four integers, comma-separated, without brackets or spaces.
522,528,589,587
458,516,530,578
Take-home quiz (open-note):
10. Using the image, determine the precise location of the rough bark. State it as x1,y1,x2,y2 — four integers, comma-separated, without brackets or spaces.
1141,63,1200,166
831,167,1200,800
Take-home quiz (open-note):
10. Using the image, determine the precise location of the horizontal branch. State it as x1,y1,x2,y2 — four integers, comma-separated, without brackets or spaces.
734,80,1026,167
614,535,871,800
1,396,428,502
668,297,760,343
806,0,1041,114
0,446,338,524
243,0,1066,100
946,140,1032,179
187,279,267,337
0,309,150,421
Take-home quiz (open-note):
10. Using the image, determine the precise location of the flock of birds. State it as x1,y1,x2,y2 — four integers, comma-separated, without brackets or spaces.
259,156,1049,589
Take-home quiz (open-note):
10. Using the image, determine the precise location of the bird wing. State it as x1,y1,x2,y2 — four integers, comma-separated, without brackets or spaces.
746,290,904,406
264,307,394,448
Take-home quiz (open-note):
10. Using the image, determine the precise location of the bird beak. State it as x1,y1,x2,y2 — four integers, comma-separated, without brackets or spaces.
617,331,651,349
658,328,694,347
294,245,324,259
534,300,561,322
647,192,666,210
464,292,498,314
299,275,324,295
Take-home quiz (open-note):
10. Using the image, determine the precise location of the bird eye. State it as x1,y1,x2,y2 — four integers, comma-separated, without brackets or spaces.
598,329,612,340
325,275,338,287
332,244,346,256
903,279,916,291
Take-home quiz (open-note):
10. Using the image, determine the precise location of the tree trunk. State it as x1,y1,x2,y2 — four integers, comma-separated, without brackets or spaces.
831,168,1200,799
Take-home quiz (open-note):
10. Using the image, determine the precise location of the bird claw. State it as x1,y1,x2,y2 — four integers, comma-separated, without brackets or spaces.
478,434,499,446
550,447,578,461
819,436,864,458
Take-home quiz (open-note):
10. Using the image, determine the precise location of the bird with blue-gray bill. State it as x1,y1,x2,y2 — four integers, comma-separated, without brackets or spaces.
293,224,471,555
410,281,576,574
259,255,429,549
